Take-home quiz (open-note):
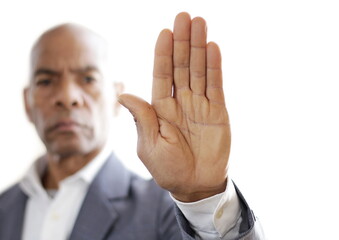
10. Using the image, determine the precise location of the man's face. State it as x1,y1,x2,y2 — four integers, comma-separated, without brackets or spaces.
25,26,113,158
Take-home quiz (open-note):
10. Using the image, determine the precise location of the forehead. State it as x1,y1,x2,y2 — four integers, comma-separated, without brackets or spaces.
31,26,107,73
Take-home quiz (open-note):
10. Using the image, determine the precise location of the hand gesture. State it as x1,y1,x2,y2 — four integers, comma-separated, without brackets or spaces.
119,12,231,202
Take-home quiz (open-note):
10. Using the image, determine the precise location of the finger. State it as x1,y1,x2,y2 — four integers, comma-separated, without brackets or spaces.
190,17,207,96
118,93,159,147
152,29,173,103
206,42,225,105
173,12,191,96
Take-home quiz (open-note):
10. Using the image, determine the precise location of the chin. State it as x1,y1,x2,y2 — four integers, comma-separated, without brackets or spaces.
48,140,92,158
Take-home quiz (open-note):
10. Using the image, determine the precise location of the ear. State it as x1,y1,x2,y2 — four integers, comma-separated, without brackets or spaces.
23,88,34,123
113,82,124,117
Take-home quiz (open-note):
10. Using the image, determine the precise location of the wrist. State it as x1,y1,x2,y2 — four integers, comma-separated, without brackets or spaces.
171,180,227,202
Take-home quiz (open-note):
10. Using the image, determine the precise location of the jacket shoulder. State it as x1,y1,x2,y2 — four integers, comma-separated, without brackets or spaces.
0,184,26,209
0,183,27,240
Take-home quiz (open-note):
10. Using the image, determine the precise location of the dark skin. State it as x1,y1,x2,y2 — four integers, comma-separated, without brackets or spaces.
119,12,231,202
24,25,114,189
25,12,231,202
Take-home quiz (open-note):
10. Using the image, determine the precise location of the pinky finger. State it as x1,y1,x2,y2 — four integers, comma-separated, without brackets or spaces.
206,42,225,105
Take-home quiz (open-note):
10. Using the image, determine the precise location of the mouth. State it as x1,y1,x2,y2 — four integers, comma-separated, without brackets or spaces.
48,120,83,133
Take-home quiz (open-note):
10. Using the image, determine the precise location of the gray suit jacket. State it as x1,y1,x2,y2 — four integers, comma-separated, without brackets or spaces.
0,154,264,240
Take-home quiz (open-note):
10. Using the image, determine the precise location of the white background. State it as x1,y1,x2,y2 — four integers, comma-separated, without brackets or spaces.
0,0,338,239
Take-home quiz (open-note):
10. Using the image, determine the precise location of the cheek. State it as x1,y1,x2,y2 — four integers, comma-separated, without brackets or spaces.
92,98,112,132
87,84,113,115
30,108,48,138
28,94,53,135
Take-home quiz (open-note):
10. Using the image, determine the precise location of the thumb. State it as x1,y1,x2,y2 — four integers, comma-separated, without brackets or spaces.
118,93,159,151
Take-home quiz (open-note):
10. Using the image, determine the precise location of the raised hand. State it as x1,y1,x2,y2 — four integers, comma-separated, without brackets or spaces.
119,12,231,202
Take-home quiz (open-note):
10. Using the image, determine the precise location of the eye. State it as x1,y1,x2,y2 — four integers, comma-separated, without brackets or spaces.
83,75,96,84
36,79,52,86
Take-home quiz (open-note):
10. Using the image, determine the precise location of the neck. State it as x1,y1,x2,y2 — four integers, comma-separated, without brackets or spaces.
42,149,101,189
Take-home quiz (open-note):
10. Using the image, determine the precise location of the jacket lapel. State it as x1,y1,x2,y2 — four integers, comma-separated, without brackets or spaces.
69,153,131,240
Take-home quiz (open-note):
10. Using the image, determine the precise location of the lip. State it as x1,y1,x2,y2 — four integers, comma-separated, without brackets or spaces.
49,120,82,133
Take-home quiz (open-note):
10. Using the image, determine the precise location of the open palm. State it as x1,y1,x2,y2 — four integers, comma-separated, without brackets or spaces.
119,12,231,202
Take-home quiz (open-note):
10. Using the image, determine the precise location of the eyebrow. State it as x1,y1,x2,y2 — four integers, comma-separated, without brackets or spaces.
34,68,59,77
33,66,101,77
70,66,101,74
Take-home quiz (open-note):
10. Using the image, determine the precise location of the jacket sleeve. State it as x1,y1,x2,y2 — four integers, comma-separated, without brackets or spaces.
174,183,266,240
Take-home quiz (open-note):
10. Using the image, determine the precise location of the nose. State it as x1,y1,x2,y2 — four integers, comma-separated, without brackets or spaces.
54,78,84,109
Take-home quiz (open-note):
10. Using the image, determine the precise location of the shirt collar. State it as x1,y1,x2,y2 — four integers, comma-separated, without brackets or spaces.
20,156,48,198
20,143,112,198
71,142,112,184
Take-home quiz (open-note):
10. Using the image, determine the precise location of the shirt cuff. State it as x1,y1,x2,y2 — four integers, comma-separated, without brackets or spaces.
171,177,242,238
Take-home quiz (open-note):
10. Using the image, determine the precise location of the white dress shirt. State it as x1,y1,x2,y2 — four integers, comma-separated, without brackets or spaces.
172,177,242,240
20,146,241,240
20,144,112,240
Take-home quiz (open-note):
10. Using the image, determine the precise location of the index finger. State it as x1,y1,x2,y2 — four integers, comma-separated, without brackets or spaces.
152,29,173,103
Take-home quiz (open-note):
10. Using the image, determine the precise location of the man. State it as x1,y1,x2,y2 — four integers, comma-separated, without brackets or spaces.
0,12,264,239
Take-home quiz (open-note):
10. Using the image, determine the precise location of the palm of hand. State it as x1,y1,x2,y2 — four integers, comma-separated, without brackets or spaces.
119,13,231,202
